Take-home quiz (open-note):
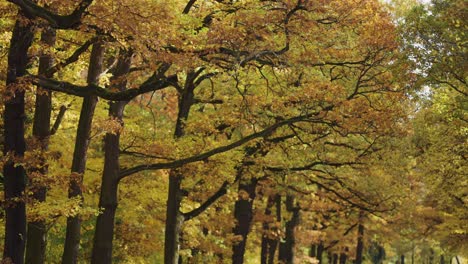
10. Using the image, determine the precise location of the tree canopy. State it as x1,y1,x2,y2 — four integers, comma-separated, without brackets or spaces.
0,0,466,263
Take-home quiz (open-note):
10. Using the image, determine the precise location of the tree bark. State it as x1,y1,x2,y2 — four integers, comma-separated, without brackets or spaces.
232,179,258,264
355,211,364,264
164,173,185,264
62,41,104,264
90,52,131,264
25,25,56,264
310,245,317,258
2,12,35,264
278,195,300,264
317,243,324,263
165,74,195,264
261,194,280,264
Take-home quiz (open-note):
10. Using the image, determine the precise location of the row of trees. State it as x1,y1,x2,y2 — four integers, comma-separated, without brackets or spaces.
0,0,465,263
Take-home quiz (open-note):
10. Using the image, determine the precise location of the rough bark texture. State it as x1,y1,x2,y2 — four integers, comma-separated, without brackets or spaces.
90,52,131,264
2,13,35,264
278,195,300,264
232,179,258,264
62,41,104,264
25,25,56,264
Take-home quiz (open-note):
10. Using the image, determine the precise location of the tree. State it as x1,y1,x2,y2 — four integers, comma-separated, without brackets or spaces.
2,9,35,264
0,1,433,263
401,0,467,96
25,25,56,264
398,0,467,257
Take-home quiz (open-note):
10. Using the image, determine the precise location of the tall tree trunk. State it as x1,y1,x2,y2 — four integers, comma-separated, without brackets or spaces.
317,243,324,263
62,41,104,264
429,248,434,264
310,245,317,258
278,195,300,264
332,253,338,264
90,52,131,264
339,253,347,264
25,25,56,264
165,77,195,264
261,194,280,264
232,179,258,264
2,12,35,264
411,247,414,264
164,173,185,264
355,211,364,264
401,254,405,264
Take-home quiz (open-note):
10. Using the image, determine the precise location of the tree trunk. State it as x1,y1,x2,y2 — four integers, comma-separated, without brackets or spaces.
278,195,300,264
355,211,364,264
62,41,104,264
232,179,258,264
25,25,56,264
2,12,35,264
165,77,195,264
164,173,185,264
317,243,324,263
90,52,131,264
411,247,414,264
333,253,339,264
261,194,280,264
429,249,434,264
401,254,405,264
339,253,347,264
260,195,272,264
310,245,317,258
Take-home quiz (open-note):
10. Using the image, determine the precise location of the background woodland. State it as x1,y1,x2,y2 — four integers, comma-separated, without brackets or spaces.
0,0,466,263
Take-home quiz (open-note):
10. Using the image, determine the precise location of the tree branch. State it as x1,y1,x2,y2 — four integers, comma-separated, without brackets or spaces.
46,37,96,76
26,73,177,101
119,150,174,161
118,114,316,180
8,0,94,29
306,176,391,213
266,160,360,172
50,105,67,135
183,0,197,14
183,180,230,221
